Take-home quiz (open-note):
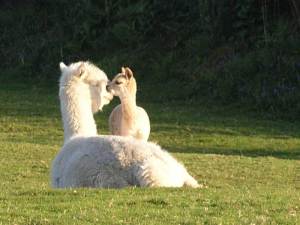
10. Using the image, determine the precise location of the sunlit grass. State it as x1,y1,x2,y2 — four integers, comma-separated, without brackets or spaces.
0,83,299,224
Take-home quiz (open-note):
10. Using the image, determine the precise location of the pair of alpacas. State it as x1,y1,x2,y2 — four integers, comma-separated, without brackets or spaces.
51,61,200,188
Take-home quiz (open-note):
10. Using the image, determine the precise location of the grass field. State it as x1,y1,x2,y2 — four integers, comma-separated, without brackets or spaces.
0,82,299,225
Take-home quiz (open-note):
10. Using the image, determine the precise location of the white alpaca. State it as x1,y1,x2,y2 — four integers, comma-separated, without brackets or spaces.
59,61,112,143
51,61,200,188
108,67,150,141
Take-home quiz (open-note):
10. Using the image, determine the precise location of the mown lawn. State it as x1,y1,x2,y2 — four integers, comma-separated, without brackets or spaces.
0,82,299,225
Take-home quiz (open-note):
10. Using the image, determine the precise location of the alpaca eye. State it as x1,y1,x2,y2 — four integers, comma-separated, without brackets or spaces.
115,81,122,85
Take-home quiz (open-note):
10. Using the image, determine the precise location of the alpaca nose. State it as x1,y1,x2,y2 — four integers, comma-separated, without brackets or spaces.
106,85,110,92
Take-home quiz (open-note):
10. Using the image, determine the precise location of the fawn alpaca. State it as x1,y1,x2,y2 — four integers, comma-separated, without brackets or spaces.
107,67,150,141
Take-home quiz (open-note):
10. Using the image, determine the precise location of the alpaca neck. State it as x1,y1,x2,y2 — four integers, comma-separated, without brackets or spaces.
119,91,137,124
60,83,97,143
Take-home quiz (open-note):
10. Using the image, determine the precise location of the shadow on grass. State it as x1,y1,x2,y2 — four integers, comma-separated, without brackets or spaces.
168,145,300,160
150,119,300,139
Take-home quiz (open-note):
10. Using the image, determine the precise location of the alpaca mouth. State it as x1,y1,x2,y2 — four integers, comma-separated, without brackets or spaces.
105,92,113,101
107,88,115,96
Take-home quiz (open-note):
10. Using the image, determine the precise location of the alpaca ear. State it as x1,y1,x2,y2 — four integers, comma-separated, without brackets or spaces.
124,67,133,80
121,67,126,74
59,62,67,72
75,63,85,78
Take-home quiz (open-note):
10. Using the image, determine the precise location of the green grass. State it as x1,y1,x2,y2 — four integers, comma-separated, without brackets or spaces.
0,82,299,225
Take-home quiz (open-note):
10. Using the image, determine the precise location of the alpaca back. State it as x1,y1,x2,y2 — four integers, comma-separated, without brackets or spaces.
51,135,199,188
52,137,130,188
109,104,150,140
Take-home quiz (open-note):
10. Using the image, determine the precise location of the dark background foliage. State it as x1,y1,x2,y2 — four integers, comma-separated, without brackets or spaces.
1,0,300,118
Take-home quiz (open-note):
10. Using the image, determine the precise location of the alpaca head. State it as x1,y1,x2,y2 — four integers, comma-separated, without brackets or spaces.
106,67,137,98
59,61,113,113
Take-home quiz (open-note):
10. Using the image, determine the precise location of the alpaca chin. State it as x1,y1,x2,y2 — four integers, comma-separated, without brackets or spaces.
95,94,113,112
